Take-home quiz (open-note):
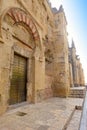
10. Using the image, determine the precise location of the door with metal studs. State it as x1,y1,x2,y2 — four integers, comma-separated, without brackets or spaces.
10,54,27,105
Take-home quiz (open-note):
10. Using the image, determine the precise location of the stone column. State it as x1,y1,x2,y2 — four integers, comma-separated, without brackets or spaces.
31,47,45,103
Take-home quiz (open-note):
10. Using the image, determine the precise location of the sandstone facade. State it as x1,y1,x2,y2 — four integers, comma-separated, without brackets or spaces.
69,40,85,87
0,0,85,115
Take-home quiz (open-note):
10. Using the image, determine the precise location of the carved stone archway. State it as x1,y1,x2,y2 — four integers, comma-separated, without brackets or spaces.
0,7,44,58
7,8,40,40
0,7,45,107
0,7,40,41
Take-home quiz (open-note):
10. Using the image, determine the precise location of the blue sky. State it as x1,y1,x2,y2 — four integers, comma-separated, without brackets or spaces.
50,0,87,83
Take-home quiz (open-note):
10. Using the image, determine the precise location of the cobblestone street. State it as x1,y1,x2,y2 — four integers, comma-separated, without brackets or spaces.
0,97,83,130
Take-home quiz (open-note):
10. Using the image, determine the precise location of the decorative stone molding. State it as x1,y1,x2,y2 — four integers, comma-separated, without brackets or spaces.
17,0,43,30
7,8,40,40
0,7,45,58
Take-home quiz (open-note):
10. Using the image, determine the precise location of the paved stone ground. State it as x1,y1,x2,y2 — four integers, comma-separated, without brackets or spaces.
66,110,82,130
79,92,87,130
0,97,83,130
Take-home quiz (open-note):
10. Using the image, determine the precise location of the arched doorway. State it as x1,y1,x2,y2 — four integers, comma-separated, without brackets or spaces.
0,7,44,107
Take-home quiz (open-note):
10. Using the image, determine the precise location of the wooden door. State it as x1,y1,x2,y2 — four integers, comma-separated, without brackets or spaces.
10,54,27,105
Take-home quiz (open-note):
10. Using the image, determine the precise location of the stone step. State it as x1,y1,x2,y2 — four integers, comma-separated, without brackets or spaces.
69,87,86,98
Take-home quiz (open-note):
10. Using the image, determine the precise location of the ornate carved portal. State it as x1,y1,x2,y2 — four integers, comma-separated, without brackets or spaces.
7,8,40,40
0,7,45,105
1,7,44,59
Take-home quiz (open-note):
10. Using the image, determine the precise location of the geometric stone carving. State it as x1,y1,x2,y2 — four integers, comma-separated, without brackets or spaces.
7,8,40,40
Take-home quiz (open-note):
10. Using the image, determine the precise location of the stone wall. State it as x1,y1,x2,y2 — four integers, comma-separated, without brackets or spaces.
0,0,85,115
0,0,46,114
69,41,85,87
